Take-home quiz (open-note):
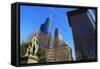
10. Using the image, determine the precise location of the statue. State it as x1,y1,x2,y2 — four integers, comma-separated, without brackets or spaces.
24,34,39,63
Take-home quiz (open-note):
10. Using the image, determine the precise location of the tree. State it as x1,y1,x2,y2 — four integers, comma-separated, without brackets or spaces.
36,47,46,63
20,42,28,57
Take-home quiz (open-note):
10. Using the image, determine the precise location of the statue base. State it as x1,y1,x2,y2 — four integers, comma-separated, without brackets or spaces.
27,55,39,64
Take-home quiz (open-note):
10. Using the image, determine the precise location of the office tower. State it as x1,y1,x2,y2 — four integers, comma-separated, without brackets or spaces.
54,28,59,37
39,16,52,35
54,28,59,47
39,24,44,32
43,17,51,34
38,16,52,48
54,28,65,47
67,9,96,60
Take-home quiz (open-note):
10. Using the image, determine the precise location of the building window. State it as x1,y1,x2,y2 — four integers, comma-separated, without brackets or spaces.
85,51,88,58
90,50,92,57
93,50,95,57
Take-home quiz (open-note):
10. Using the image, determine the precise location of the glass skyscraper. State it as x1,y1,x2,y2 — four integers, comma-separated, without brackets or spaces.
39,16,51,35
67,9,96,61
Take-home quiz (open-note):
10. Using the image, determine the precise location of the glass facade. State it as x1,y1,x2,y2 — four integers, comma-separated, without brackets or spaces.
67,9,96,60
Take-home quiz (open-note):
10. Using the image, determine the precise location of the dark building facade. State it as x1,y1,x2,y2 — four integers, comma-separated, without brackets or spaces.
54,28,59,48
40,24,45,32
39,17,51,35
67,9,96,61
38,16,52,48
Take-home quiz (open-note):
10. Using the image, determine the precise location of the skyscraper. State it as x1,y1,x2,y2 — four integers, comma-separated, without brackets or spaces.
54,28,59,47
39,16,52,35
39,16,52,48
67,9,96,61
39,24,44,32
43,17,51,34
54,28,65,47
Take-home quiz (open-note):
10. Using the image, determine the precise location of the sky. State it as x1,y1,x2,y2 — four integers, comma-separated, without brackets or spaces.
20,5,78,60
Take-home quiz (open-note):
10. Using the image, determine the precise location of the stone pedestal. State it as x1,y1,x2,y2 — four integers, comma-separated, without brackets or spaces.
27,55,39,64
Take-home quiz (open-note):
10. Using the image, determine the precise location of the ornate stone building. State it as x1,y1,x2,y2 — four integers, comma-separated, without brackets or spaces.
46,44,72,62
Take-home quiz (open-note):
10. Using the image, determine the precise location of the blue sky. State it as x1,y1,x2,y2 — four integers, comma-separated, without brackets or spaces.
20,5,77,60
